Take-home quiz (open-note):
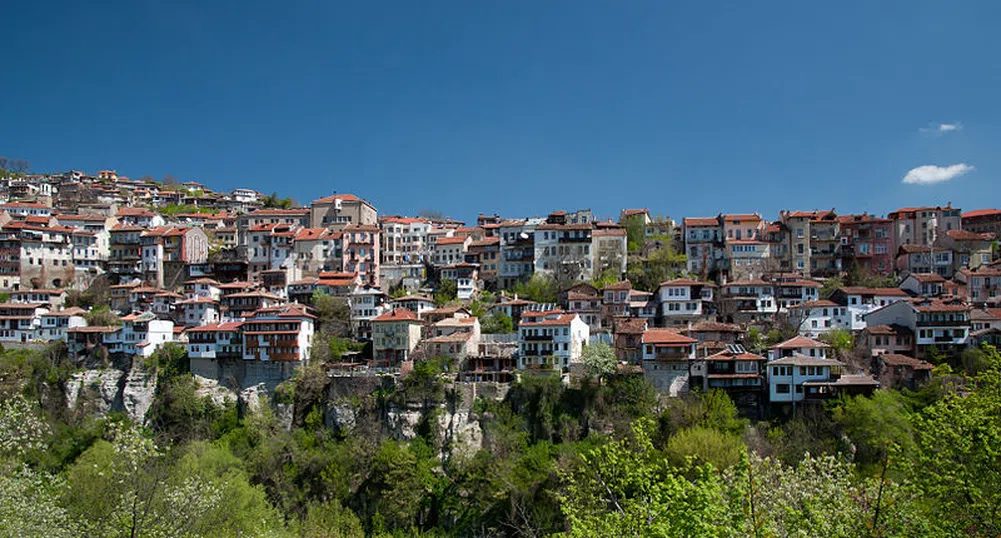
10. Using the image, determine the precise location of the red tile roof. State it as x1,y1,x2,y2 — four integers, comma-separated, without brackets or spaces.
946,229,991,241
906,273,945,283
436,236,469,245
772,335,830,349
520,313,579,326
642,328,697,345
838,287,909,297
723,214,761,222
659,278,705,288
963,208,1001,219
313,193,361,204
373,308,419,322
879,353,934,370
684,217,719,227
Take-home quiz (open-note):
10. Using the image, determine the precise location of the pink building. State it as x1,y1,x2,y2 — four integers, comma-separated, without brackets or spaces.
838,214,895,275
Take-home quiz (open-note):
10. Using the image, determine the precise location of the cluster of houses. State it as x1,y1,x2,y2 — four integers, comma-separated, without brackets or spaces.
1,169,999,407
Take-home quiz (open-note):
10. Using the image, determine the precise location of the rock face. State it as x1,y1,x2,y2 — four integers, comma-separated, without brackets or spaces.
122,367,157,425
65,363,159,425
65,369,126,415
193,375,239,407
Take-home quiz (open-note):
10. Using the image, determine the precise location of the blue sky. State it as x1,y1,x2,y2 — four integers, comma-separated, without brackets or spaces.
2,1,999,224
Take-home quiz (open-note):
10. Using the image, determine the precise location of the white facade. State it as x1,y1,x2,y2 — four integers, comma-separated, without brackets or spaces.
768,356,843,403
517,313,590,371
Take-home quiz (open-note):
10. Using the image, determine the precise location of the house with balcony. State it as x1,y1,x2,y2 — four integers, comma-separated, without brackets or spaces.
683,216,725,275
490,296,539,325
38,307,87,342
771,274,822,311
241,305,314,366
221,290,283,320
719,279,777,323
116,312,174,359
657,278,709,327
767,355,877,405
371,308,423,367
690,346,767,407
499,219,539,289
899,272,946,297
174,296,221,327
864,298,970,359
935,229,993,274
683,321,744,357
349,287,388,340
888,205,962,248
627,289,659,320
838,214,895,275
533,221,596,282
459,334,517,383
517,310,590,374
183,277,221,300
187,321,245,377
423,316,481,362
0,303,48,341
962,208,1001,235
10,288,67,309
613,318,647,363
342,224,380,287
432,235,471,268
109,224,143,279
640,328,697,396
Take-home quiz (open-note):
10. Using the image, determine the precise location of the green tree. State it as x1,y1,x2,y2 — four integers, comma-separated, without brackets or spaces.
908,345,1001,535
301,500,365,538
434,278,457,306
84,305,120,326
834,391,915,470
312,291,351,337
579,342,617,382
511,273,558,303
480,311,514,334
819,328,854,356
665,426,745,471
623,215,646,254
819,275,845,299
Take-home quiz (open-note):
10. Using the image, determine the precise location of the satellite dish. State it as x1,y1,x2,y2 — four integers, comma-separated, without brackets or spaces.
519,232,529,240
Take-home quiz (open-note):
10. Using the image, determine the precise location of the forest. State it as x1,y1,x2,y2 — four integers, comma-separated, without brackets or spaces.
0,340,999,537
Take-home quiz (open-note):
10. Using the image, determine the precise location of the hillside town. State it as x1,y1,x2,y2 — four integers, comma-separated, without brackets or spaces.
1,164,998,413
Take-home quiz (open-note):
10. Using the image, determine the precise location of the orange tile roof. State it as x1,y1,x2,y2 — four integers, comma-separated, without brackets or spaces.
642,328,697,345
373,308,419,322
963,208,1001,219
313,193,361,204
684,217,719,227
772,335,830,349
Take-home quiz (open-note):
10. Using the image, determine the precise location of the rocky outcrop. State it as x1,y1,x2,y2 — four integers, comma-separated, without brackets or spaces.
193,375,239,407
65,369,125,415
122,367,157,426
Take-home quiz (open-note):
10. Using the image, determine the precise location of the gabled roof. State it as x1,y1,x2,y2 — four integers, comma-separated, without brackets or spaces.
945,229,991,241
659,278,705,288
683,217,719,227
768,354,842,367
963,208,1001,219
603,280,632,291
312,193,361,204
373,308,419,322
520,313,579,327
772,335,830,349
642,328,697,345
837,287,909,297
864,324,913,336
705,349,765,361
905,272,945,284
684,321,743,333
879,353,934,370
788,299,841,309
436,236,469,245
187,321,244,332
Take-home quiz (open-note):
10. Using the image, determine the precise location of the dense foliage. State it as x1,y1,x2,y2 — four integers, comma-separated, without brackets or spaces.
0,342,999,536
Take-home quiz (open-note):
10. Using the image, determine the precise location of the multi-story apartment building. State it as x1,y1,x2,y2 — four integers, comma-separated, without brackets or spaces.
962,208,1001,235
499,219,539,289
534,222,594,281
140,226,209,287
683,216,724,275
109,224,144,280
432,235,471,267
310,193,377,230
379,216,431,265
466,237,500,288
19,225,75,288
935,230,993,273
838,214,895,275
896,245,954,277
955,265,1001,306
371,308,423,366
780,209,841,277
592,225,628,278
241,305,314,363
887,204,962,247
719,279,777,322
342,224,380,287
236,209,310,250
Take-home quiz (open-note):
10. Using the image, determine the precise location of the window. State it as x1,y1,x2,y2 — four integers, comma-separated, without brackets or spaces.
776,384,791,394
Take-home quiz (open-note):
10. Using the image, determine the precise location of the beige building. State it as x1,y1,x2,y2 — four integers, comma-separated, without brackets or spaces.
310,193,377,230
888,204,962,247
371,308,423,366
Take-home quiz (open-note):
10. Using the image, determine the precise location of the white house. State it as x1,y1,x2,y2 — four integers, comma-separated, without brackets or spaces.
657,278,707,327
241,305,315,362
767,355,844,403
38,307,87,341
830,287,909,331
788,300,851,339
898,273,946,297
517,310,590,373
174,296,221,327
115,312,175,359
864,298,970,359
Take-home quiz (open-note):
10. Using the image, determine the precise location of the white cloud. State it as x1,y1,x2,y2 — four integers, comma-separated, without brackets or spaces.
902,163,974,185
920,122,962,134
